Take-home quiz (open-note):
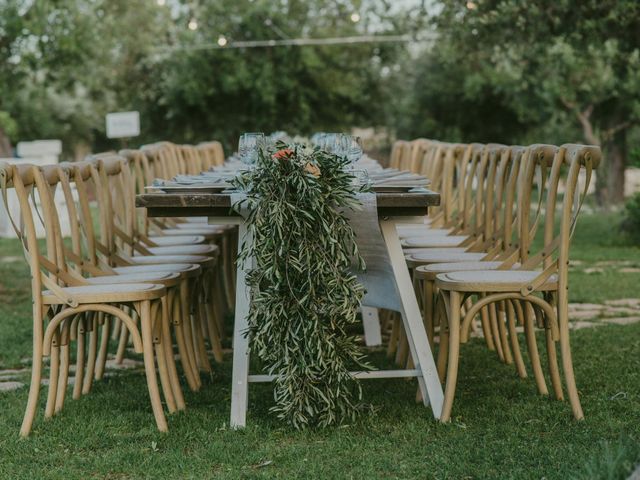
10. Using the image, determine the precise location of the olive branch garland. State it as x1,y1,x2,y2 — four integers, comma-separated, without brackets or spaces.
232,141,372,429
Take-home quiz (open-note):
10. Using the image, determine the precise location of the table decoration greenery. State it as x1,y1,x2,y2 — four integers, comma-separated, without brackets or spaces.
232,141,371,428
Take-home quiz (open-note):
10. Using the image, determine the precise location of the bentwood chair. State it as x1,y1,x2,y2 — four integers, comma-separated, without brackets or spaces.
38,163,193,414
0,162,178,436
133,143,237,313
433,144,600,422
60,159,213,390
87,155,224,371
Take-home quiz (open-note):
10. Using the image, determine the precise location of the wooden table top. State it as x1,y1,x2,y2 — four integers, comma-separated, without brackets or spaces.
137,190,440,218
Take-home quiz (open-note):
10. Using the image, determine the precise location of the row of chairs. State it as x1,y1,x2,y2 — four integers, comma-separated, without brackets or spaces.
388,139,600,421
0,141,231,436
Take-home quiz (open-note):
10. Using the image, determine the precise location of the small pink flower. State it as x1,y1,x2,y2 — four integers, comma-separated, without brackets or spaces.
273,148,294,160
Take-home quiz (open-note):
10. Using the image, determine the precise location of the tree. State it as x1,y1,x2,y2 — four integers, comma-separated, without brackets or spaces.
403,0,640,205
0,0,167,157
145,0,415,151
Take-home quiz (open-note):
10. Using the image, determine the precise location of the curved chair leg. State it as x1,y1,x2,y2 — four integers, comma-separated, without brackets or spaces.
436,292,450,383
20,307,46,437
423,279,435,350
111,317,121,340
557,301,583,418
506,300,527,378
440,290,462,422
115,322,129,365
72,317,86,400
520,302,548,395
395,324,409,367
210,265,226,340
205,300,224,363
139,300,168,432
181,281,201,386
386,314,400,358
479,304,495,351
172,291,199,392
54,341,70,414
163,294,185,410
194,300,212,373
545,323,564,400
45,330,61,419
496,301,513,364
152,300,176,414
54,317,71,414
82,314,99,395
488,302,505,362
94,314,110,380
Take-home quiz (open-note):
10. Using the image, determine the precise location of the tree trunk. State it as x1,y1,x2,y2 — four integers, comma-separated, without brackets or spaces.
602,128,627,205
0,127,12,158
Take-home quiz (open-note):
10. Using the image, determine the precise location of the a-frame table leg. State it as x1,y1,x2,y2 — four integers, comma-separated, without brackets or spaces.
226,221,251,429
379,218,444,418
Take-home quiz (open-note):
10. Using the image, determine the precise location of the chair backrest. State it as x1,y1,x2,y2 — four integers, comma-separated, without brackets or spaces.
389,140,408,169
511,144,600,288
197,141,225,168
0,162,86,307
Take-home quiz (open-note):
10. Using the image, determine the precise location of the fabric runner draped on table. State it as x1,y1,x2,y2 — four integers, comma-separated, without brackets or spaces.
230,191,402,312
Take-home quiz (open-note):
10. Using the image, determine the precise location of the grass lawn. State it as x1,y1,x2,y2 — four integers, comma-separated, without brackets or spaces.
0,211,639,479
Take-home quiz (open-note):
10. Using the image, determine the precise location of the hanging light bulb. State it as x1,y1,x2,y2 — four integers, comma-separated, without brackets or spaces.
350,12,361,23
188,18,198,30
217,35,227,47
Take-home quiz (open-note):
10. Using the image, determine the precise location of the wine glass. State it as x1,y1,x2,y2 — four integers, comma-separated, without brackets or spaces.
238,132,265,166
345,135,363,165
318,133,341,155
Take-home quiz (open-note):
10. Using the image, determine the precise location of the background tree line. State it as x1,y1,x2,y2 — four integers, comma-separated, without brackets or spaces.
1,0,638,205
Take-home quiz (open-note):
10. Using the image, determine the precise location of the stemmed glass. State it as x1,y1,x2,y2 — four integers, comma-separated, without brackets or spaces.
238,132,265,167
343,135,363,165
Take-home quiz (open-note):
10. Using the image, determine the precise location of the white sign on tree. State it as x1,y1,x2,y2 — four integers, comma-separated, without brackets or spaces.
105,111,140,139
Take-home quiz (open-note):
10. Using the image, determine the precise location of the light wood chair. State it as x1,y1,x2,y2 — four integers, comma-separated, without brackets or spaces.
0,162,181,436
87,155,224,371
433,144,600,422
59,159,212,390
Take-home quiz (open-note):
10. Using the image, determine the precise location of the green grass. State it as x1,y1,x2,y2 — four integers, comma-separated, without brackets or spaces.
0,212,639,479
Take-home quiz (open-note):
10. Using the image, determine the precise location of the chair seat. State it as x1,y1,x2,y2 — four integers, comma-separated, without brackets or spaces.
396,226,453,238
179,218,235,229
130,255,215,267
435,270,558,293
85,272,180,285
43,283,165,304
415,261,507,279
113,263,201,277
135,245,218,256
408,251,486,264
402,235,468,248
148,235,206,246
162,227,223,236
403,247,468,255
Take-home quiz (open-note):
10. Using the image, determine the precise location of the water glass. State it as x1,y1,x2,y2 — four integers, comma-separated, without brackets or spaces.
238,132,265,166
345,135,363,165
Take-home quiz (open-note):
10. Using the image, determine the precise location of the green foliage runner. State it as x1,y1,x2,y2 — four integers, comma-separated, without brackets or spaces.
233,142,370,428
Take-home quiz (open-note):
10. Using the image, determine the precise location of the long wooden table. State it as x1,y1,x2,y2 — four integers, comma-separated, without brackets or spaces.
137,190,444,427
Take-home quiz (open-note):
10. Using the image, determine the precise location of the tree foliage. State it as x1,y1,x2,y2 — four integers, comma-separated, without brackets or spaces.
0,0,414,155
400,0,640,204
233,142,370,428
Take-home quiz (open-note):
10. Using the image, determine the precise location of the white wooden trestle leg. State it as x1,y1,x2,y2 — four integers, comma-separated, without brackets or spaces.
361,306,382,346
379,218,444,418
225,216,444,428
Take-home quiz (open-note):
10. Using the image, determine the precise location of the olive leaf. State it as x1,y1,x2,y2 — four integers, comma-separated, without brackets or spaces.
232,141,371,429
